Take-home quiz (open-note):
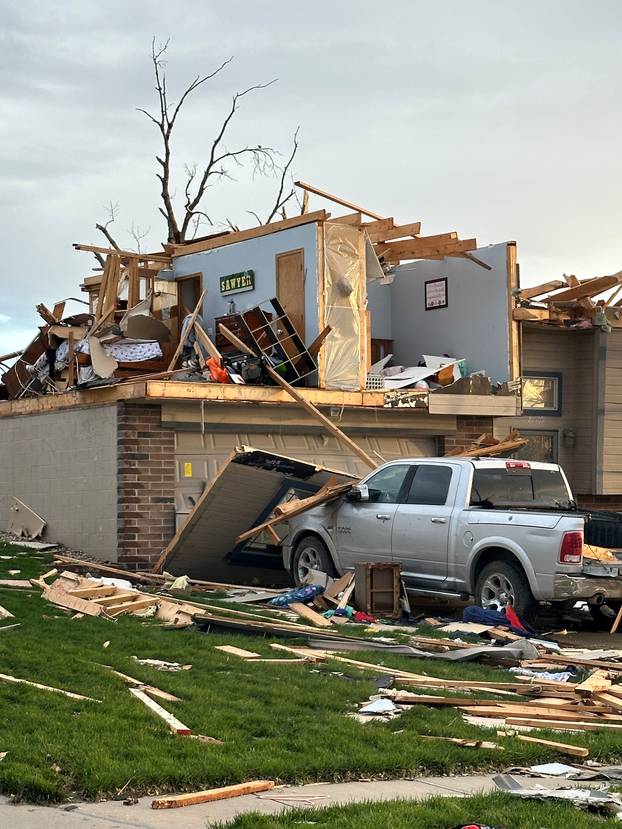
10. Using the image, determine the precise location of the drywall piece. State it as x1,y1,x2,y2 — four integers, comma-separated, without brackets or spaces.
153,446,355,580
7,497,46,539
88,336,118,378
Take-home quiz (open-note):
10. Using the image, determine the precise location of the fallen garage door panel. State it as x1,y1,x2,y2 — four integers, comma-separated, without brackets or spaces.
153,446,355,580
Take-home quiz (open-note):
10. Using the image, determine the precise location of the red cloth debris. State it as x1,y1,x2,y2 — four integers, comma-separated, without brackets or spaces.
353,611,376,623
504,605,528,633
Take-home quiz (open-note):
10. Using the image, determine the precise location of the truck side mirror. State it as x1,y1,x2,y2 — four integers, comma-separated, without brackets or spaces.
346,484,369,503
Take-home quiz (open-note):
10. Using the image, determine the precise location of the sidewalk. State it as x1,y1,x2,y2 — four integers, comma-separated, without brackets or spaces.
0,774,572,828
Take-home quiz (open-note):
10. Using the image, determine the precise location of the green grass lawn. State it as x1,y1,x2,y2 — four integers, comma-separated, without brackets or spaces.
214,793,622,829
0,544,621,804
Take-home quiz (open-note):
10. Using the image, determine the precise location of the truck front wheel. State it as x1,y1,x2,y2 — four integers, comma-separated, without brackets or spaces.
475,560,537,622
291,536,336,586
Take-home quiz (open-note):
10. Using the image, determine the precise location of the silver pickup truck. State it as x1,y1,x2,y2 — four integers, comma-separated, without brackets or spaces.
282,457,622,622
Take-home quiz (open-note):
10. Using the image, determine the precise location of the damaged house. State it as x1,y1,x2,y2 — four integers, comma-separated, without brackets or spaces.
0,184,524,578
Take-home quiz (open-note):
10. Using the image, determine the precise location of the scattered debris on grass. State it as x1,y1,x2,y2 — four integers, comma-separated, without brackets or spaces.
151,780,276,810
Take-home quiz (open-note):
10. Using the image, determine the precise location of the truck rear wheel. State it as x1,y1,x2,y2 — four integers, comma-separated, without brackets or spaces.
475,560,536,622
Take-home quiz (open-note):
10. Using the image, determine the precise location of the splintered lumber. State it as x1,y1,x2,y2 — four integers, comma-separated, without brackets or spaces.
505,717,622,732
576,669,612,697
219,323,377,470
294,180,384,221
336,581,355,611
324,572,354,601
594,691,622,712
105,597,159,617
460,705,617,721
289,602,333,628
0,580,33,589
0,672,100,702
101,666,181,702
69,585,118,599
514,733,589,759
236,483,354,542
0,605,13,620
215,645,261,659
43,586,109,618
129,687,191,735
152,780,276,810
547,272,622,303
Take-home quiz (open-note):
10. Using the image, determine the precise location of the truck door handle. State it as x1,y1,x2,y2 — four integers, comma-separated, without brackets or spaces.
376,514,391,521
431,518,447,524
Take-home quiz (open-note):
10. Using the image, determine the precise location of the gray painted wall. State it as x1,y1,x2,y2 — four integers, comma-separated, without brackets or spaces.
173,223,319,342
0,405,118,559
367,279,393,341
388,243,511,382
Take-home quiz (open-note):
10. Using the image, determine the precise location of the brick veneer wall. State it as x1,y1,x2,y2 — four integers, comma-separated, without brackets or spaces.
440,416,495,456
117,402,176,569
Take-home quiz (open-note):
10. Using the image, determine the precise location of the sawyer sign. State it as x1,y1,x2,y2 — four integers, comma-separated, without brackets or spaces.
219,270,255,296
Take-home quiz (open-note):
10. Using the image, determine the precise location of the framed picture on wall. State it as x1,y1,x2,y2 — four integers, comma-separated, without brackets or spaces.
424,277,448,310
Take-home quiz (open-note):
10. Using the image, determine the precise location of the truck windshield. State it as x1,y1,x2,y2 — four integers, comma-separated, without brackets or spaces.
470,467,575,510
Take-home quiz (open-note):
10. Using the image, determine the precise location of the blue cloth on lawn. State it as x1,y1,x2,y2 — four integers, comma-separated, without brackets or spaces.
463,605,537,636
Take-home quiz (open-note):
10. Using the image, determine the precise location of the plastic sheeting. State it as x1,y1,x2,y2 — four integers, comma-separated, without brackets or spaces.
323,223,364,390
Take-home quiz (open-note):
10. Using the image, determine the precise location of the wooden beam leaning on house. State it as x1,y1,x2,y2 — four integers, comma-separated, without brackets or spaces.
236,483,354,543
167,289,209,371
218,323,378,469
294,181,384,221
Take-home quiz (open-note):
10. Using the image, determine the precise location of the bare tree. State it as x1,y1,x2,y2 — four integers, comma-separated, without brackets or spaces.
93,39,300,259
136,38,292,244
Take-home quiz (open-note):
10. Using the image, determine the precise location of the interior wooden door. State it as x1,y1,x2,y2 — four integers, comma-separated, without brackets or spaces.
275,250,305,339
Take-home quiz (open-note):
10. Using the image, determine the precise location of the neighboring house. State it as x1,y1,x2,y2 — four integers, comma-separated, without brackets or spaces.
0,205,525,568
494,280,622,510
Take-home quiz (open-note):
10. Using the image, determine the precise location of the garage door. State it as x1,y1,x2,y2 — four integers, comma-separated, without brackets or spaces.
173,429,437,516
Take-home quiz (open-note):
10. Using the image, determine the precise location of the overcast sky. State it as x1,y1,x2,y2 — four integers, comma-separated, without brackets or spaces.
1,0,622,355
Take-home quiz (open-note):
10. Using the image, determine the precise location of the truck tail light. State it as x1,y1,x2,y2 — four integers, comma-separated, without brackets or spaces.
559,531,583,564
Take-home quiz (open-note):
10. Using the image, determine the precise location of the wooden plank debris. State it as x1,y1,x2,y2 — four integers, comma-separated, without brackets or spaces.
43,586,110,618
236,483,353,543
505,717,622,732
0,605,14,620
0,672,100,702
101,666,181,702
219,323,378,469
576,669,612,697
214,645,261,659
151,780,276,810
129,687,191,735
289,602,333,628
513,733,589,759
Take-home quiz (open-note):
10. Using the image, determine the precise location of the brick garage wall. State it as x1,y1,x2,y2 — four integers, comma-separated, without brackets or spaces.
440,416,494,455
117,402,175,570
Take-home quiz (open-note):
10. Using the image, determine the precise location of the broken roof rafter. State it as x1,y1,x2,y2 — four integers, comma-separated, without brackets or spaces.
514,269,622,329
73,243,171,263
